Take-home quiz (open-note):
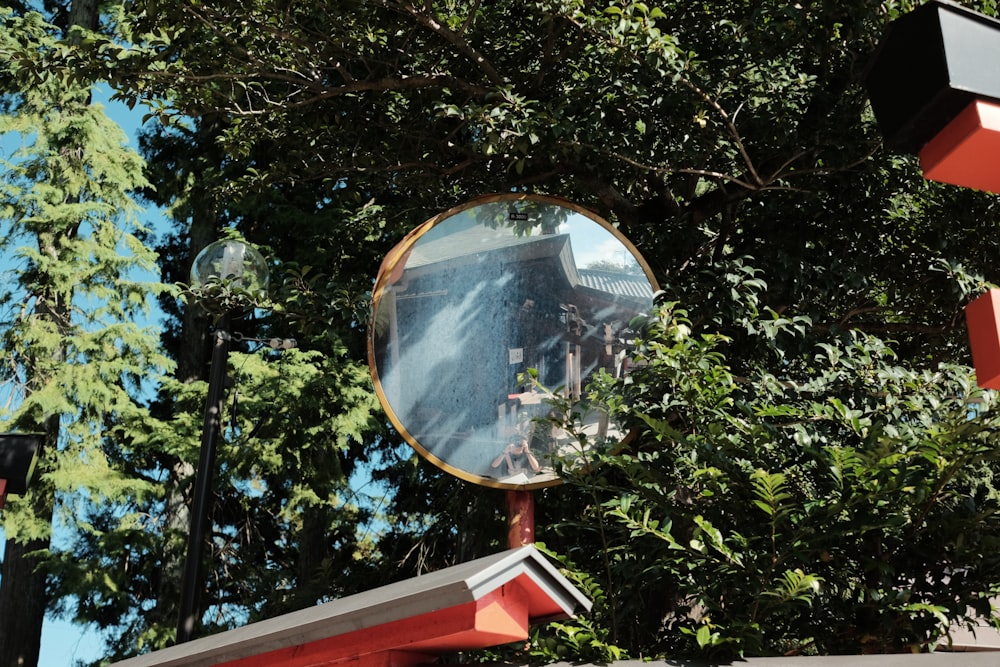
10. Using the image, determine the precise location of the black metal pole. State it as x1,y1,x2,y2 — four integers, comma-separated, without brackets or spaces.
176,314,231,644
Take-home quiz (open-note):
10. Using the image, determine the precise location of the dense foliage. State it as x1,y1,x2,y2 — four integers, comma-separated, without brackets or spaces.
540,288,1000,658
4,0,1000,664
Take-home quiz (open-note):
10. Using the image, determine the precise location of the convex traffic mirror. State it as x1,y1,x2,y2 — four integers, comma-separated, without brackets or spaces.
368,194,657,489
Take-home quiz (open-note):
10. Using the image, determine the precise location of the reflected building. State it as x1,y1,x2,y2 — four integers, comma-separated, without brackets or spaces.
369,195,655,489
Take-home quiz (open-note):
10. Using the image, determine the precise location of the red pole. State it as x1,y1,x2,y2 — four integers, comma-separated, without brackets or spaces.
506,490,535,548
0,478,7,510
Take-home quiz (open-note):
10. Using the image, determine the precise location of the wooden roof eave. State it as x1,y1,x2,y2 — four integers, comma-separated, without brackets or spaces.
108,545,591,667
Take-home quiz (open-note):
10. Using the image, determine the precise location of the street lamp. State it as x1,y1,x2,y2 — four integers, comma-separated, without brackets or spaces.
176,239,269,644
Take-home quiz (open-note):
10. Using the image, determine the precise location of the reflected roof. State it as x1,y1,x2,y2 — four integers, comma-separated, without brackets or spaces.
577,269,654,299
407,225,570,268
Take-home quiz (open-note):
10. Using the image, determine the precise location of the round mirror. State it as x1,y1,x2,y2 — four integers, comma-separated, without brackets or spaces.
368,194,657,489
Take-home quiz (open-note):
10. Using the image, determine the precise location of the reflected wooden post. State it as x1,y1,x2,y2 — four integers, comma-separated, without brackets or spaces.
506,489,535,547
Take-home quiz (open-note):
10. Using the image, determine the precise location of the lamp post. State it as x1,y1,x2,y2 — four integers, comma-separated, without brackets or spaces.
176,239,269,644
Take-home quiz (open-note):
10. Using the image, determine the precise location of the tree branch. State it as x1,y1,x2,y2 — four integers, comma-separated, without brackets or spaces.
387,0,505,86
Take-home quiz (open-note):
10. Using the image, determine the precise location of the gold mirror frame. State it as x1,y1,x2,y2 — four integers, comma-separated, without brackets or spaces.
367,193,658,489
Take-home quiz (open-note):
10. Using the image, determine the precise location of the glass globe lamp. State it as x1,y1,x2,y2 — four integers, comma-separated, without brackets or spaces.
190,239,269,294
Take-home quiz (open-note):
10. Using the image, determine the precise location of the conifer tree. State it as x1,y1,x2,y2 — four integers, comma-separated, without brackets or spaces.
0,6,169,665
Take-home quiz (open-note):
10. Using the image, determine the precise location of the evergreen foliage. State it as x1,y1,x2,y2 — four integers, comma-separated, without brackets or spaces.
0,6,170,666
6,0,1000,664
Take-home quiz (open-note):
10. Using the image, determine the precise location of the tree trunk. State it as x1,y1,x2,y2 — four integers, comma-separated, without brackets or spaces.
0,533,49,667
66,0,98,41
0,434,56,667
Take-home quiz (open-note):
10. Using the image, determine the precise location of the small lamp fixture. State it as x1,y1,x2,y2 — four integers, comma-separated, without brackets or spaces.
191,239,269,294
0,433,44,509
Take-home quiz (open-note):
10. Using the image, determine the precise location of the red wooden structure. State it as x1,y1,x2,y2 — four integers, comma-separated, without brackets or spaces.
108,545,590,667
920,99,1000,194
966,289,1000,389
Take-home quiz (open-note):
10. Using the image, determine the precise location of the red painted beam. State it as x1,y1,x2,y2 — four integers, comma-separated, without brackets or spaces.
920,99,1000,194
0,478,6,510
218,585,530,667
966,289,1000,388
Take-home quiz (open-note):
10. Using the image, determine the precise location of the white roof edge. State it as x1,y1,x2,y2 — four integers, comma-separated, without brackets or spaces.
465,545,593,618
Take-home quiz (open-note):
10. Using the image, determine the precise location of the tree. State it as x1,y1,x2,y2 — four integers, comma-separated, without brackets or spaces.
44,151,398,656
78,0,994,343
15,0,1000,660
531,288,1000,658
0,6,170,666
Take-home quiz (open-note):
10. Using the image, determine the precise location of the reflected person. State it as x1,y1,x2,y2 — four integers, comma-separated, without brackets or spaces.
491,436,541,478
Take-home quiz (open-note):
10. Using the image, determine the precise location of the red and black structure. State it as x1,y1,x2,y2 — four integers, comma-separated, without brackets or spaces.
865,0,1000,388
0,433,44,510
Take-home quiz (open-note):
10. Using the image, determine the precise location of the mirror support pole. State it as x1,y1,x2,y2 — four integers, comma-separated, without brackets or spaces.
506,489,535,547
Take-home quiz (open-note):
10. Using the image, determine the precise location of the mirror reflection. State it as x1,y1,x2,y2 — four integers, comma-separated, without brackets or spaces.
368,194,657,489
